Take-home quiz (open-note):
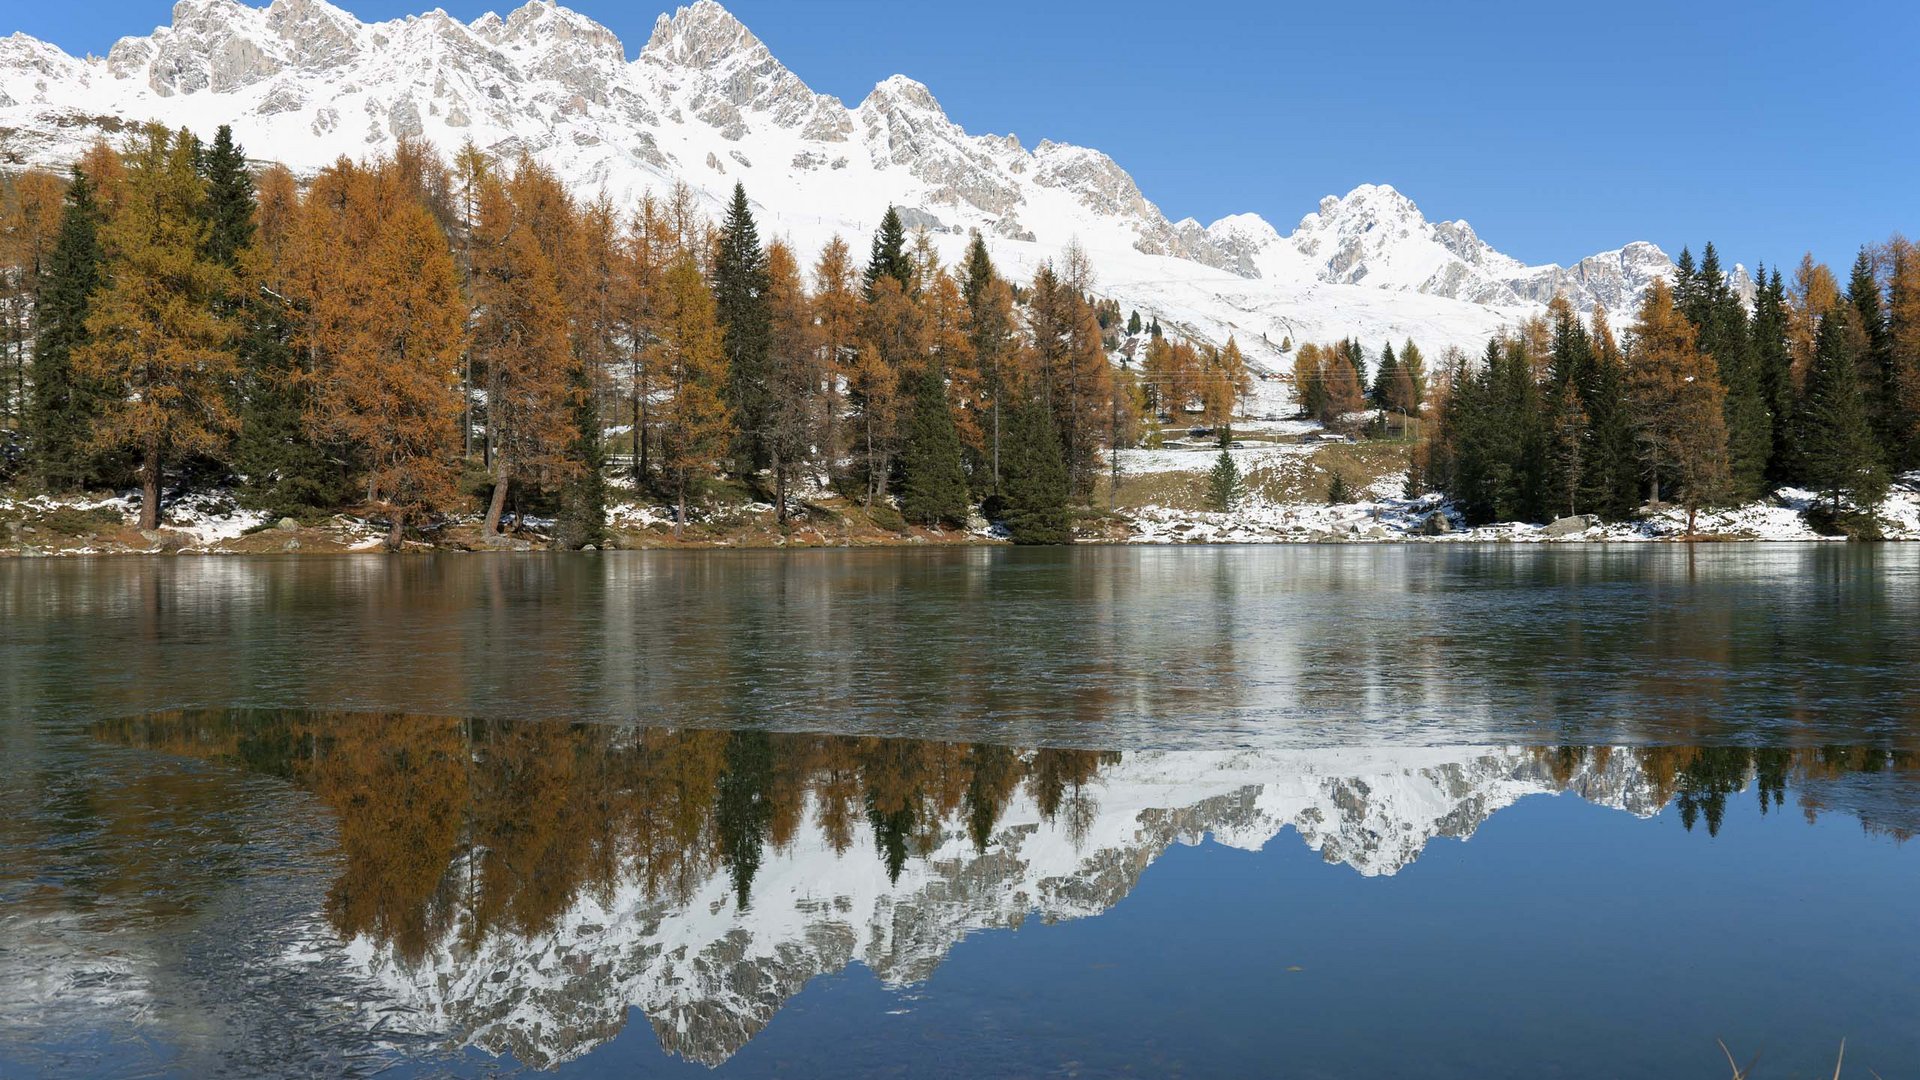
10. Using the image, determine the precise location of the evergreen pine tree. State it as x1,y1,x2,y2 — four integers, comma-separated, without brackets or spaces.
1581,307,1641,520
1370,340,1399,410
1542,301,1593,517
899,367,971,528
197,125,255,269
1846,247,1895,444
1397,338,1426,409
1798,312,1887,516
1750,266,1797,481
27,166,107,491
1545,376,1589,518
1207,448,1242,511
554,361,609,549
863,206,911,299
1326,472,1354,505
960,232,1014,493
1672,247,1700,315
1689,243,1771,500
999,396,1071,544
713,182,772,473
1126,309,1142,336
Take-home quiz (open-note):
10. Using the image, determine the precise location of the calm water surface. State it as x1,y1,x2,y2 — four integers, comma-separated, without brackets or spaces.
2,547,1917,1077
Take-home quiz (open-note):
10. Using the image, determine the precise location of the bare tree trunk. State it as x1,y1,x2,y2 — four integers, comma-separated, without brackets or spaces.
484,475,509,535
631,344,642,484
863,417,875,510
462,353,473,459
674,486,685,540
773,447,787,526
139,446,161,532
386,509,406,552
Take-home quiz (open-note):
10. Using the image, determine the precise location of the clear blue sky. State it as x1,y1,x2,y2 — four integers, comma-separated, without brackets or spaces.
13,0,1916,272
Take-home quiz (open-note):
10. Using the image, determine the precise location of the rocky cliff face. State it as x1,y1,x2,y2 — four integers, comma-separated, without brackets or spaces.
306,745,1666,1069
0,0,1697,359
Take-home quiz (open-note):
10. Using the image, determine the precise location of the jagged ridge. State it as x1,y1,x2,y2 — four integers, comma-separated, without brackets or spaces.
0,0,1702,361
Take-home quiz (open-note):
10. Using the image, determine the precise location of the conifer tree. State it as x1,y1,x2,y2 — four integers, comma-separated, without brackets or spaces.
1206,448,1242,511
197,125,254,269
1580,306,1641,519
1690,243,1771,499
850,274,916,506
293,162,466,549
960,233,1015,491
1750,266,1797,480
235,164,351,517
1545,376,1589,519
76,126,238,530
1215,336,1251,424
899,367,970,528
657,250,732,536
1846,247,1895,443
470,176,579,535
1798,311,1887,517
1788,254,1842,384
811,236,860,492
1627,277,1730,534
1291,343,1329,421
1887,238,1920,467
1394,338,1426,413
763,240,818,523
0,170,64,441
1127,309,1142,336
1370,340,1399,410
554,358,609,550
864,206,911,299
999,395,1071,544
1321,341,1367,426
27,166,107,491
713,182,773,474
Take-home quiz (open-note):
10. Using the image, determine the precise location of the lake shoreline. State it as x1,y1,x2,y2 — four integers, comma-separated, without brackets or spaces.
3,483,1901,556
0,529,1879,558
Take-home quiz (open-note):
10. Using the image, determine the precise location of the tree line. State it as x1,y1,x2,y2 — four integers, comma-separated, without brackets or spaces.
0,125,1196,547
1415,242,1920,535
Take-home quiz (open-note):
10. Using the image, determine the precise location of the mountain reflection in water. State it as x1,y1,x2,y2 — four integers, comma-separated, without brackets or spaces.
1,710,1909,1076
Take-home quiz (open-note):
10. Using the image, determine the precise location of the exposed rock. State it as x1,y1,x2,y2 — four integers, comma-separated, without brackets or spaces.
1543,514,1599,537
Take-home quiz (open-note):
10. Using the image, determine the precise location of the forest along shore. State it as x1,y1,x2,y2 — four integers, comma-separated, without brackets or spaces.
10,430,1920,555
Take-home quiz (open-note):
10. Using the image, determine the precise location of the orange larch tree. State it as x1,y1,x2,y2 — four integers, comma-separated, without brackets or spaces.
76,126,238,531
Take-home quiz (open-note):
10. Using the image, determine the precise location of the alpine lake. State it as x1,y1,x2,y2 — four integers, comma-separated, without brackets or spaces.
3,545,1917,1078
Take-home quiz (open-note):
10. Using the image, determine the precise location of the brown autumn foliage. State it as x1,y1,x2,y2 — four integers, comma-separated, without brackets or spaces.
1628,277,1730,534
291,158,468,548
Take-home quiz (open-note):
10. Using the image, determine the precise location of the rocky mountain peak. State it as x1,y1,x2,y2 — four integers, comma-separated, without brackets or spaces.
641,0,760,69
859,74,949,122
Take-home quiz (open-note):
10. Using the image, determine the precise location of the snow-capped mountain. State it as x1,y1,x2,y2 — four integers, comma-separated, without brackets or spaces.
0,0,1689,360
301,745,1665,1069
1201,183,1689,312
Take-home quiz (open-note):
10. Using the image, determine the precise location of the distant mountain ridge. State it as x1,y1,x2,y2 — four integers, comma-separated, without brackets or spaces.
0,0,1707,356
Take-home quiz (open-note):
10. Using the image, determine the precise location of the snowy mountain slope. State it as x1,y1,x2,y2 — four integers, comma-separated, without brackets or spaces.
298,745,1665,1068
0,0,1693,363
